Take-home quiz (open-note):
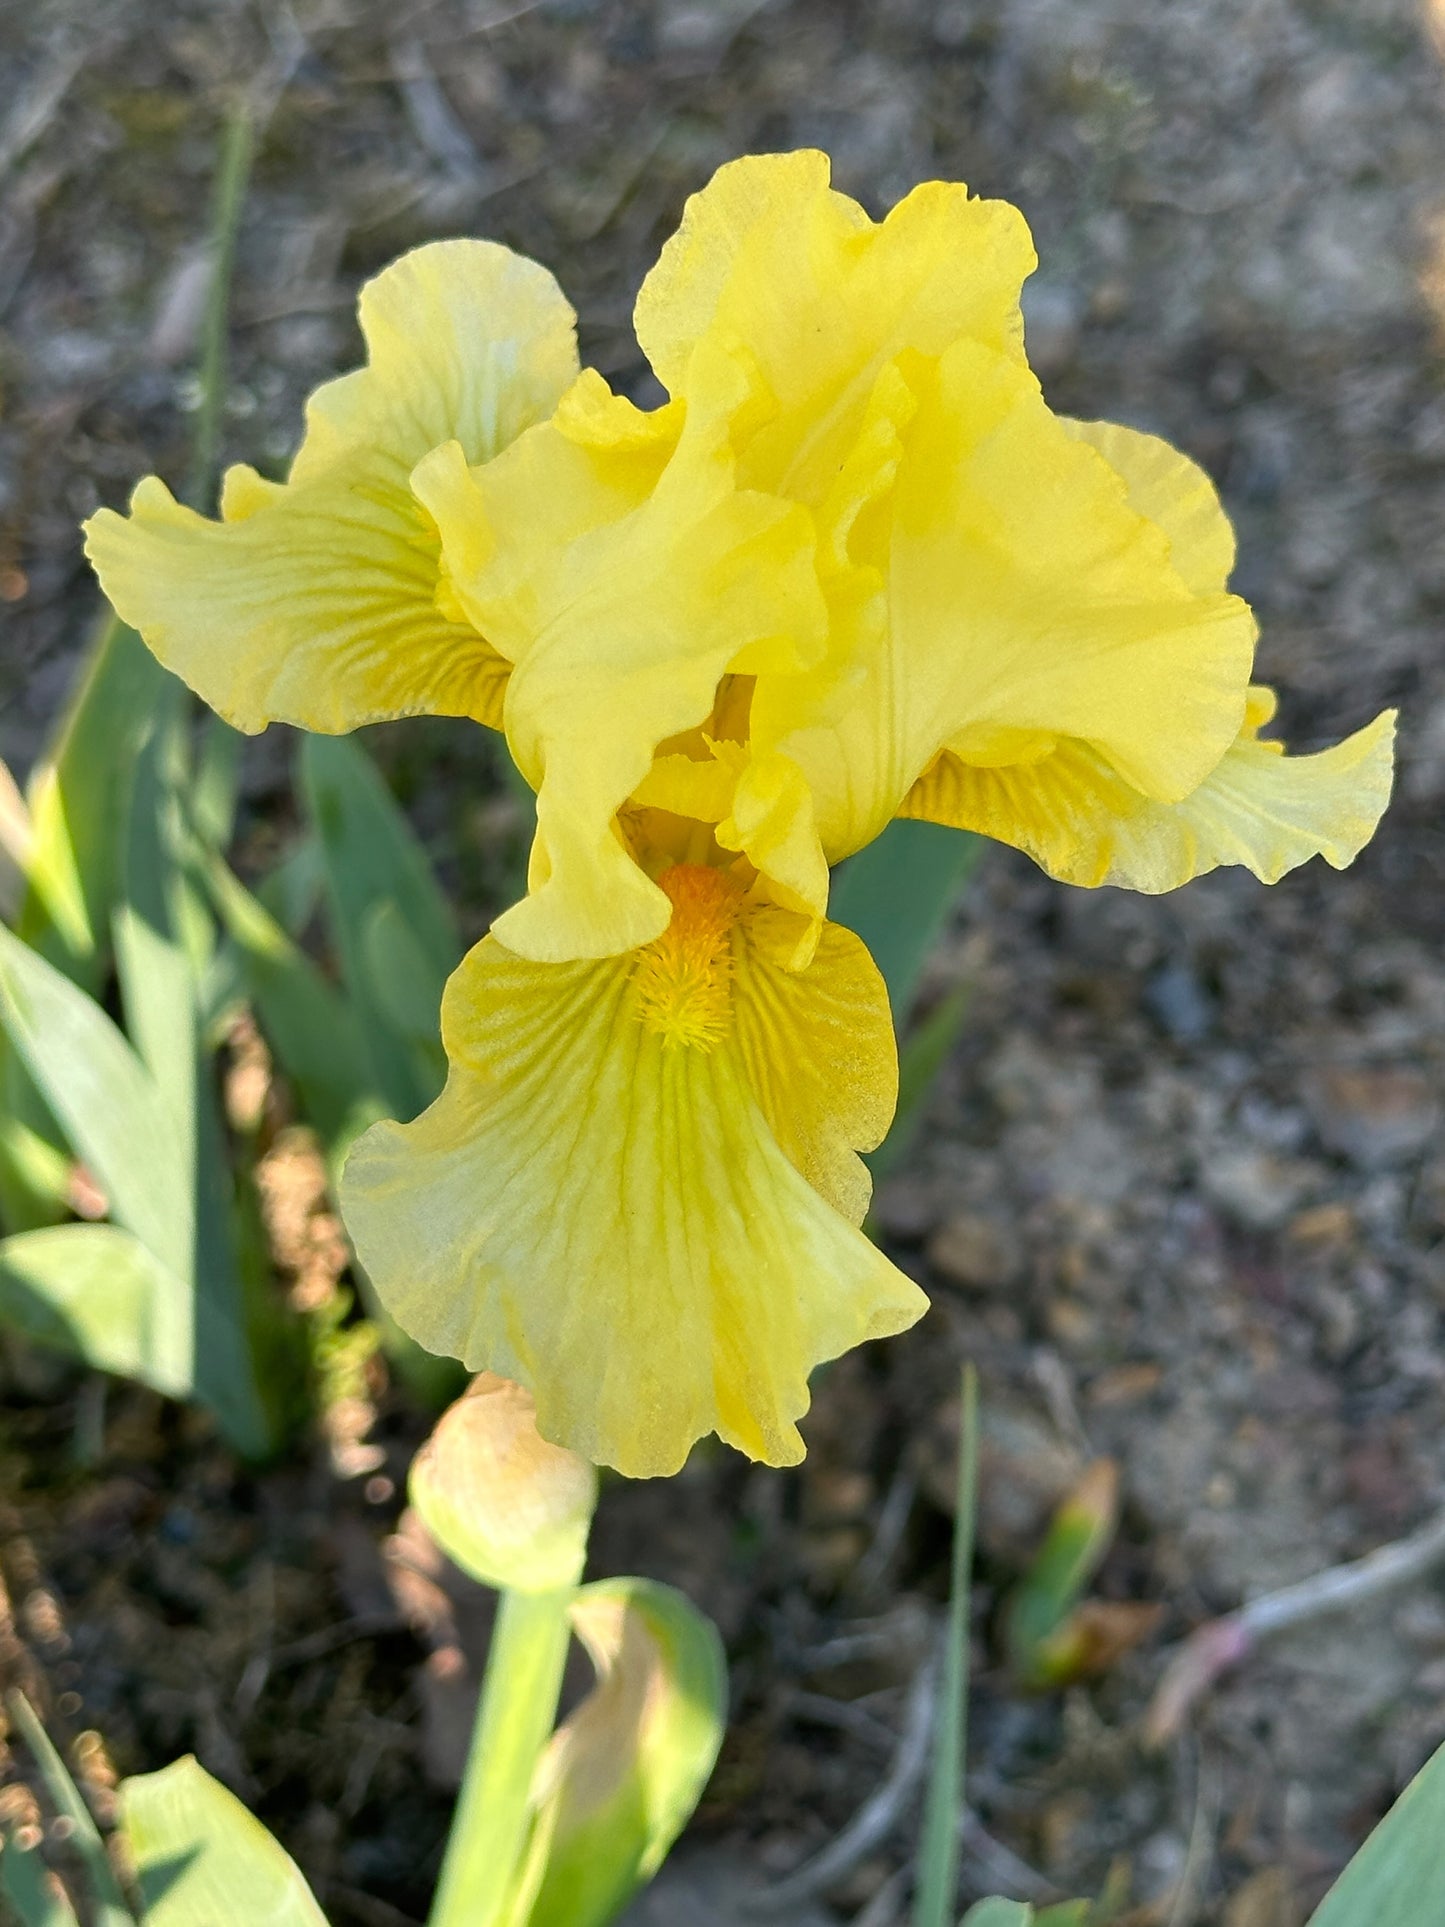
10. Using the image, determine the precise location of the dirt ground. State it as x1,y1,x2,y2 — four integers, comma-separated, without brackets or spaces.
2,0,1445,1921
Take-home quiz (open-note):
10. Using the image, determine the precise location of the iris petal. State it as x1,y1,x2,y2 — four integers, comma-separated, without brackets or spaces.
902,696,1396,891
750,341,1259,871
340,892,922,1478
416,355,829,964
84,241,576,735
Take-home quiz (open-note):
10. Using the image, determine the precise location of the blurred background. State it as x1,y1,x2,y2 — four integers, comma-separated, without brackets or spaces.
1,1,1444,1922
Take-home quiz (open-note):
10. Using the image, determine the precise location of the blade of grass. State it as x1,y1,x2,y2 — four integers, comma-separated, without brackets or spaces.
191,715,244,854
5,1694,133,1927
0,923,189,1274
254,833,324,941
300,734,458,1121
914,1361,979,1927
186,100,253,511
0,1225,193,1401
1004,1463,1120,1690
0,1827,83,1927
0,617,170,1236
18,616,169,985
203,852,379,1155
115,712,281,1457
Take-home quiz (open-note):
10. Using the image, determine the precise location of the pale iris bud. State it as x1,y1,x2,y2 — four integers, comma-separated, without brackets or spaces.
410,1373,597,1594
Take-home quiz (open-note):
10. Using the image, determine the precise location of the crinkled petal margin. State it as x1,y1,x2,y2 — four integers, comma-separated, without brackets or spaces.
340,921,922,1478
903,702,1396,891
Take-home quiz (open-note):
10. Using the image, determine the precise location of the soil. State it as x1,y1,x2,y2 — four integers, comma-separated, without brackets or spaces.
2,1,1445,1923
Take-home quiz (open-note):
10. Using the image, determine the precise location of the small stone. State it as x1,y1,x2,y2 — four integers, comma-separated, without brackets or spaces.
1224,1867,1300,1927
1086,1362,1163,1408
1309,1066,1441,1171
925,1210,1020,1289
1200,1146,1314,1231
1145,959,1213,1042
1045,1296,1098,1349
1285,1201,1355,1247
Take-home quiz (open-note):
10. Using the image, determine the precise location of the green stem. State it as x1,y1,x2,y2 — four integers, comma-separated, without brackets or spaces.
429,1585,575,1927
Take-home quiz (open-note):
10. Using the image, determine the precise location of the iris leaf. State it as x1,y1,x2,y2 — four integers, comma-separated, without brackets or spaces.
1307,1733,1445,1926
0,1225,192,1400
0,922,189,1270
299,734,457,1121
120,1757,327,1927
828,820,982,1025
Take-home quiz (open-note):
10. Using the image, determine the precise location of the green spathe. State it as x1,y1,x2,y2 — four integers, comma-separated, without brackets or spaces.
504,1578,726,1927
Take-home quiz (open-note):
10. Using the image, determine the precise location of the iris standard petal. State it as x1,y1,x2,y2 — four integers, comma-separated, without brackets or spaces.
84,241,577,735
340,868,924,1478
749,338,1259,870
635,149,1036,508
415,358,829,964
1060,417,1237,597
291,239,579,482
902,692,1396,891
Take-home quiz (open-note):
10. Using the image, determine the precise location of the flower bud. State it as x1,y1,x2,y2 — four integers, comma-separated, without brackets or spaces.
409,1373,597,1594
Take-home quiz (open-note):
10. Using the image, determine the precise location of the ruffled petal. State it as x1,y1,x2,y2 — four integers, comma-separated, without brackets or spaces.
751,339,1259,864
629,750,740,824
902,694,1396,891
83,241,576,736
340,875,923,1478
84,468,512,734
732,908,896,1226
716,751,830,926
414,358,829,964
635,152,1036,513
290,239,579,482
1061,418,1236,597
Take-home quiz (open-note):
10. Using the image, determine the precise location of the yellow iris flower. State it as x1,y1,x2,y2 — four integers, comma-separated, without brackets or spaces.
84,153,1394,1478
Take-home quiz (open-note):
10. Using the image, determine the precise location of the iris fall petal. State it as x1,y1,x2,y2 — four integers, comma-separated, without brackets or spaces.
341,869,923,1477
